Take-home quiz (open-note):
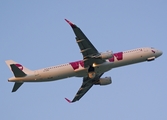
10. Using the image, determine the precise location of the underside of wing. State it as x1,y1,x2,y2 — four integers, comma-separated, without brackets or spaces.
65,74,103,103
65,19,98,55
71,80,93,102
65,19,105,67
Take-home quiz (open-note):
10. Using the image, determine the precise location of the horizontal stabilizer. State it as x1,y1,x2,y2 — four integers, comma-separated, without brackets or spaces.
12,82,23,92
10,64,26,77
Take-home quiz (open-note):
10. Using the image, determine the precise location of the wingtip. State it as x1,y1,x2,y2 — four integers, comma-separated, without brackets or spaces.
65,98,72,103
64,19,76,28
12,89,15,92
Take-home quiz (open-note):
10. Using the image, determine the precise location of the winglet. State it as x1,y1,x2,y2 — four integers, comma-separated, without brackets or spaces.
65,19,76,28
65,98,72,103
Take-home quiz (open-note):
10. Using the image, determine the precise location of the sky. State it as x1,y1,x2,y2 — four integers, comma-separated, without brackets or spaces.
0,0,167,119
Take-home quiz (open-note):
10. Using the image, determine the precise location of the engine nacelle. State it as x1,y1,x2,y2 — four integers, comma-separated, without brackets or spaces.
99,51,113,59
94,77,112,86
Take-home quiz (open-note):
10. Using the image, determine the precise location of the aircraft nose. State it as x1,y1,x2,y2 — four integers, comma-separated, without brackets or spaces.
158,50,163,56
156,49,163,57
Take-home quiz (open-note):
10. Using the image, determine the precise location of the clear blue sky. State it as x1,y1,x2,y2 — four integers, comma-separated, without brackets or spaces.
1,0,166,119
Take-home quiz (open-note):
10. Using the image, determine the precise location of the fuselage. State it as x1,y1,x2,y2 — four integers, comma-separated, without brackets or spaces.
8,47,162,82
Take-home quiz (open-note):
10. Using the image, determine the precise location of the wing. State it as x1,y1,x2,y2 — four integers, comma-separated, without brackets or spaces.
69,78,93,103
65,19,105,67
65,74,103,103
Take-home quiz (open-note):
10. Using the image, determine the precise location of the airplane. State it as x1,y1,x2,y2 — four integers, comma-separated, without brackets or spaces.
6,19,163,103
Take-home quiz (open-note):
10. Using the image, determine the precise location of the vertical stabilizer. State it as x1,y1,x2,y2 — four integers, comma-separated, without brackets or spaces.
10,64,26,77
5,60,33,75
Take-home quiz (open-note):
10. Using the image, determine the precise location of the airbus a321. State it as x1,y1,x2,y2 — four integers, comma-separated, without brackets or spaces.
6,19,162,103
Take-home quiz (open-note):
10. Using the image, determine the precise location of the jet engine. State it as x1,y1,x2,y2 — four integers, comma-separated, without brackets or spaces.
94,77,112,86
99,51,113,59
